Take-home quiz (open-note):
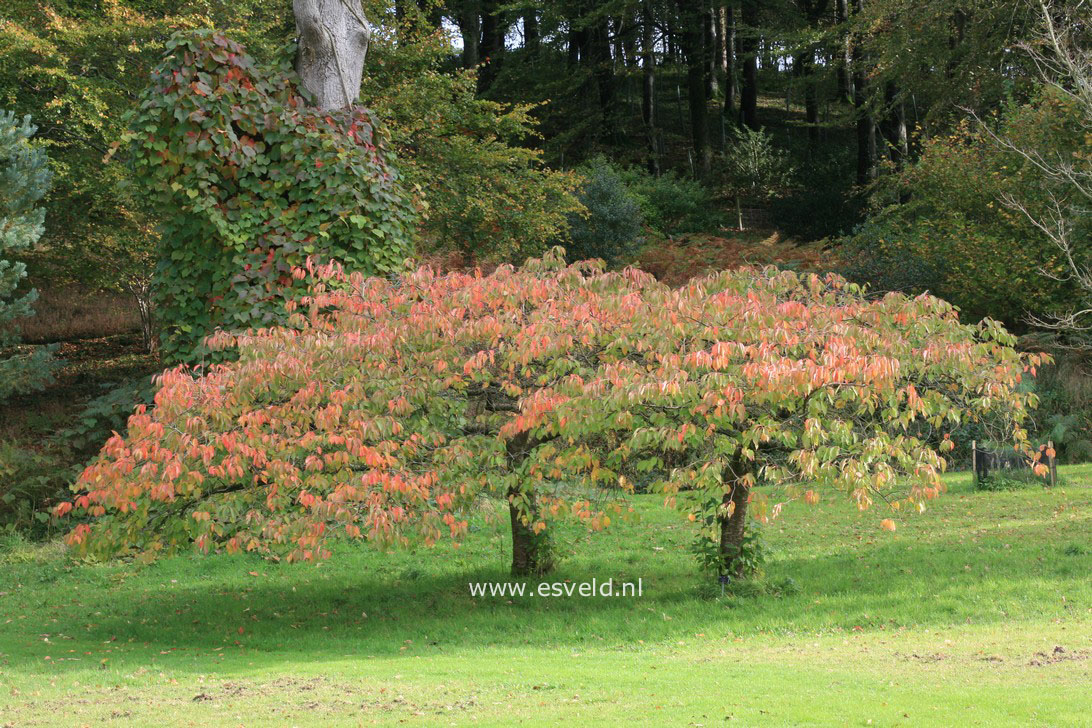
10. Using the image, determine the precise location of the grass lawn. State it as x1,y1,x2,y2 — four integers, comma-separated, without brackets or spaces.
0,468,1089,726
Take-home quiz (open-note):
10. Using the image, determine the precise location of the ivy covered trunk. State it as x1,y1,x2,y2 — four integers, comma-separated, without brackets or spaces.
719,459,752,578
293,0,371,111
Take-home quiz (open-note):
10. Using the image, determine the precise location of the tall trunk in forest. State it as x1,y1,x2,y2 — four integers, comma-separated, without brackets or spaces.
293,0,371,111
718,457,752,579
621,9,639,67
704,3,718,99
739,0,759,129
457,0,481,69
678,0,712,177
851,0,874,184
716,3,728,77
588,13,616,139
836,0,852,101
523,8,539,52
801,49,819,146
724,4,737,116
881,80,908,167
797,0,828,147
947,9,967,78
642,0,660,175
613,15,625,65
477,0,505,92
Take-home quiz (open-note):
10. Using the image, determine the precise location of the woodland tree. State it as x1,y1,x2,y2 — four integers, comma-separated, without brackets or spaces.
293,0,372,111
0,110,54,401
119,31,416,362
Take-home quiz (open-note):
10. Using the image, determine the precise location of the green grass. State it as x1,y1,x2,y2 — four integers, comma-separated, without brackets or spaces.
1,469,1090,726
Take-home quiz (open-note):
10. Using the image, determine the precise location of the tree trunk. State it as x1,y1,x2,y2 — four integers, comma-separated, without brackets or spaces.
854,86,875,185
589,14,616,139
457,1,481,69
851,0,874,184
739,0,759,129
621,9,639,67
678,0,712,177
613,15,626,66
797,0,828,146
704,2,718,99
524,9,539,52
802,50,819,146
724,4,737,116
477,0,505,92
293,0,371,111
835,0,852,101
506,432,551,576
718,459,752,578
716,3,728,76
642,1,660,175
509,486,549,576
881,80,908,167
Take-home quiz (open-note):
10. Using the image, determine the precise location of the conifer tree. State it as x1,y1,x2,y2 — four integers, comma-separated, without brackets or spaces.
0,110,54,401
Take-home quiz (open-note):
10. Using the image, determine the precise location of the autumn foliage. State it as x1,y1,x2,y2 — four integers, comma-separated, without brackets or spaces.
59,250,1044,575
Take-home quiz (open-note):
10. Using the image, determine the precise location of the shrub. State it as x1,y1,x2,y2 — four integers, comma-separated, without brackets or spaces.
615,166,722,235
119,30,417,363
838,212,947,296
0,440,69,536
838,92,1086,326
565,158,644,266
769,150,862,240
974,472,1045,492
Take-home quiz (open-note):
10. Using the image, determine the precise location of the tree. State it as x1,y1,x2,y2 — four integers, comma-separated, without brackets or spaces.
0,110,54,402
546,266,1042,577
738,0,760,129
59,251,1040,580
677,0,712,177
720,125,794,230
361,13,581,263
794,0,830,148
293,0,373,111
641,0,660,175
566,157,645,265
57,250,644,572
840,3,1090,328
850,0,875,185
983,0,1092,345
119,31,417,362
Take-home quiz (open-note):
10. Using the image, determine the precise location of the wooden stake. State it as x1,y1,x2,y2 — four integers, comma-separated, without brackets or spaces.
1048,440,1057,487
971,440,977,484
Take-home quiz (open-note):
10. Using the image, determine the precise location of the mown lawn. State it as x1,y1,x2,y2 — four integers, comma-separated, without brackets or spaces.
1,468,1089,726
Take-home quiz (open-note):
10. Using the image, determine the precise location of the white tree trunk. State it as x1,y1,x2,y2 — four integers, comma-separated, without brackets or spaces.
293,0,371,111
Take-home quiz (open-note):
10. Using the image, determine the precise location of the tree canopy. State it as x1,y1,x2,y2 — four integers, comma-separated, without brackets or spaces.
59,250,1042,576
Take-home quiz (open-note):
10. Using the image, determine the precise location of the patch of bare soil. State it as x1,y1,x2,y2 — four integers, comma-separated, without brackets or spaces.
1028,645,1089,667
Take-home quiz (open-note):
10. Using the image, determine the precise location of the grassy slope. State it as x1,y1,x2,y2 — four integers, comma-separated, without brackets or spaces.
0,469,1089,726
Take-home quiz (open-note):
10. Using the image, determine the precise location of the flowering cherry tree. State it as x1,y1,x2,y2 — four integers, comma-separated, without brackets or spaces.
58,250,1043,578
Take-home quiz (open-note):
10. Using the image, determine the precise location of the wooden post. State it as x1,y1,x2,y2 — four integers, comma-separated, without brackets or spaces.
971,440,977,486
1048,440,1057,487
